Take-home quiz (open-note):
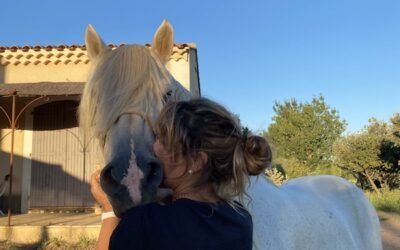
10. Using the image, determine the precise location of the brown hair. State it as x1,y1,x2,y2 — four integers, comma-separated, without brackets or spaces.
154,98,272,201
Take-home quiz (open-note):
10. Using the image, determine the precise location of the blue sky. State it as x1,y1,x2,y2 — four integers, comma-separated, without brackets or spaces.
1,0,399,134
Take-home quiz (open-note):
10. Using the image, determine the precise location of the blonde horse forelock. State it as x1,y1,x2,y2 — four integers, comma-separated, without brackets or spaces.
79,45,172,140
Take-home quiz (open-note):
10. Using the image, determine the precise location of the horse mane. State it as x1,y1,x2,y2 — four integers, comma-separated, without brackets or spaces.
78,44,173,139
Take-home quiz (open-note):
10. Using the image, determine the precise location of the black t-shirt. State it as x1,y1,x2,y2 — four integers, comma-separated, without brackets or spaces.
109,198,253,250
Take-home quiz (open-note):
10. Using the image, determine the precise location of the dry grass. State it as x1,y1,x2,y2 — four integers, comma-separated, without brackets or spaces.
366,189,400,214
0,236,96,250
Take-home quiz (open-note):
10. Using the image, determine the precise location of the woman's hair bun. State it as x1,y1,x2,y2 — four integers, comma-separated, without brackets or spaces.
243,135,272,175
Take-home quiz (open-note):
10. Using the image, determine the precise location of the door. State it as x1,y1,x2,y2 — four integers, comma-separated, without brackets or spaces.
30,100,99,208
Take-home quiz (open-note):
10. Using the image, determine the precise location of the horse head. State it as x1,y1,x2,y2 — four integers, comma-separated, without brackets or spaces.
79,20,190,216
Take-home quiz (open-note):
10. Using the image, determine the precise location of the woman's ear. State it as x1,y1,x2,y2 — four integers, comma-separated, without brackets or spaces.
191,152,208,173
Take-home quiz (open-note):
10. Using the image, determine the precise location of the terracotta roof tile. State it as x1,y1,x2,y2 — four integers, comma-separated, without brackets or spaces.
0,43,196,66
0,43,195,52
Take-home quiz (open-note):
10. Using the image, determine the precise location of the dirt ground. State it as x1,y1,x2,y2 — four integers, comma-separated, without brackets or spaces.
0,211,398,249
379,211,400,250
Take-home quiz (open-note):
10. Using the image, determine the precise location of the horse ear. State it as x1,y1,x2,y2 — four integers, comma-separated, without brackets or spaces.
85,24,107,59
152,20,174,64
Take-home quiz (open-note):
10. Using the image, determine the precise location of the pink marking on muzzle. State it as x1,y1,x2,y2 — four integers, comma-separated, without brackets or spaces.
121,139,145,204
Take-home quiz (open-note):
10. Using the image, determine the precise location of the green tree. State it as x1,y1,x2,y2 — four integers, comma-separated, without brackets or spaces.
391,113,400,146
333,119,400,194
364,119,400,191
266,95,346,177
333,131,383,194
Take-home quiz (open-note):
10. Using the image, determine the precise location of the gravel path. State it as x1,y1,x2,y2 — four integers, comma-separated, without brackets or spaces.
379,211,400,250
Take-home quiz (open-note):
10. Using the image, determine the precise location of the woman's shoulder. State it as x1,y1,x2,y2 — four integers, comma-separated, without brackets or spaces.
110,202,169,249
123,200,179,215
112,200,252,250
122,199,251,224
121,200,183,224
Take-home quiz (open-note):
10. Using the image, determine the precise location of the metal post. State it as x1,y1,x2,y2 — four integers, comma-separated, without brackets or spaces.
82,131,87,208
0,94,45,226
7,94,16,226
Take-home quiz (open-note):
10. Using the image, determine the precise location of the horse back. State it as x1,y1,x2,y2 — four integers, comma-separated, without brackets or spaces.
282,175,382,250
246,175,382,250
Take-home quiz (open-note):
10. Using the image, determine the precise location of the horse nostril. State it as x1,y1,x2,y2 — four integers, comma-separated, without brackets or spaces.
100,163,119,193
146,160,163,187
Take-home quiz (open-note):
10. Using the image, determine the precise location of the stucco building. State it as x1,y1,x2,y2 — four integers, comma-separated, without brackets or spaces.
0,43,200,213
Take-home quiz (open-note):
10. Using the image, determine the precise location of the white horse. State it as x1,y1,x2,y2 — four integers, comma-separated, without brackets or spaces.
79,20,381,250
79,20,190,216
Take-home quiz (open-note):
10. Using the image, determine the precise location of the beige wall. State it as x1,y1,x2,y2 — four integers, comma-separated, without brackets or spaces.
5,63,90,84
165,49,200,97
167,59,190,91
1,46,198,91
0,64,5,83
0,47,90,84
0,102,26,212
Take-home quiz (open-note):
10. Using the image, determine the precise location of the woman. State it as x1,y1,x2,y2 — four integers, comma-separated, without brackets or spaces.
91,98,272,250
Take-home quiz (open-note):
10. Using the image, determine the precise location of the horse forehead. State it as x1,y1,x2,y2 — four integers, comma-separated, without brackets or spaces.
104,117,153,158
118,115,154,141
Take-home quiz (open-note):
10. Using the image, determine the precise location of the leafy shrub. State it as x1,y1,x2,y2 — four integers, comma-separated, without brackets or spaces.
265,167,286,185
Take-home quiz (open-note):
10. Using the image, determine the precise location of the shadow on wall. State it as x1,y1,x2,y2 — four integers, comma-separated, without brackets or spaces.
0,99,100,213
0,151,95,214
0,64,4,84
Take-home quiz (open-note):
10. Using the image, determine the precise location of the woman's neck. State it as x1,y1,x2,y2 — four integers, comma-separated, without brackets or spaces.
172,183,220,203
